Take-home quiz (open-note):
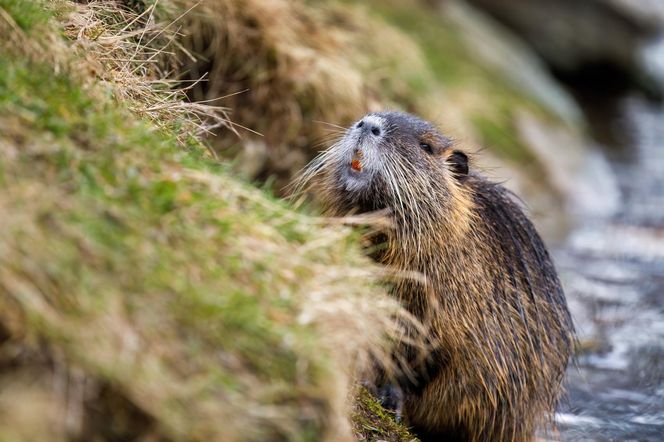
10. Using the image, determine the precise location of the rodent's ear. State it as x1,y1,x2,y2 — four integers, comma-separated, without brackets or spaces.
448,150,468,178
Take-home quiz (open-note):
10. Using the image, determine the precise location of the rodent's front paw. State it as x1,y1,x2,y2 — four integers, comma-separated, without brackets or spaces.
377,383,404,422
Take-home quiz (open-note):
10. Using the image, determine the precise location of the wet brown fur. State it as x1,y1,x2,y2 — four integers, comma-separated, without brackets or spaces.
296,111,575,442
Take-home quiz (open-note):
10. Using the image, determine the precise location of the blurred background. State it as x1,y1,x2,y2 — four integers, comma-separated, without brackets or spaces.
181,0,664,438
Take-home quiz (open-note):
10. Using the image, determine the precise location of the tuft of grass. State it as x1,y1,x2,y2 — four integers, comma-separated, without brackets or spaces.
62,0,234,148
0,2,406,440
352,387,418,442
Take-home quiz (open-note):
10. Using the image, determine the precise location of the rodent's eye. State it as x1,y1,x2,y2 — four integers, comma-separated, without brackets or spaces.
420,142,433,154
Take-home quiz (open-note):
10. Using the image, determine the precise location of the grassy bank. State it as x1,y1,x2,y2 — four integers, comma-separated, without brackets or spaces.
0,2,409,440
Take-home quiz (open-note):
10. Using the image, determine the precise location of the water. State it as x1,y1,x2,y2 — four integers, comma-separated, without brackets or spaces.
554,91,664,438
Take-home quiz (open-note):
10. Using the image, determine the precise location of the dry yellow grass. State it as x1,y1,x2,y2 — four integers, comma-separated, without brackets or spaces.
167,0,439,187
65,0,235,145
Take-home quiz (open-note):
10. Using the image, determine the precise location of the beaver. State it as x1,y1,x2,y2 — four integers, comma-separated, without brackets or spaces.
294,111,575,441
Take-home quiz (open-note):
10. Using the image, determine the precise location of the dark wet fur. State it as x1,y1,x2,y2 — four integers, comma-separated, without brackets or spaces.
388,175,574,441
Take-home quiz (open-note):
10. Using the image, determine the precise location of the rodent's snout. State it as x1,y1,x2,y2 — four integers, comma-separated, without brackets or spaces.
354,115,384,138
335,114,388,191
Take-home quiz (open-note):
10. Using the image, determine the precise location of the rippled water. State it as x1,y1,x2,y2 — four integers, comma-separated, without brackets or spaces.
554,94,664,439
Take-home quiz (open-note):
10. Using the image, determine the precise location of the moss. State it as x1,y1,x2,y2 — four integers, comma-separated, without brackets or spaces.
471,115,528,163
0,0,52,31
0,62,95,137
352,387,418,442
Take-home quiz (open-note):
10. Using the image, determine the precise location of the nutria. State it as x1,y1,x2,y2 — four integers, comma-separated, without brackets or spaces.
294,111,575,441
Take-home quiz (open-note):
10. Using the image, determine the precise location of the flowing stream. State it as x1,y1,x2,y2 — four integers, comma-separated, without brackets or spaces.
554,36,664,441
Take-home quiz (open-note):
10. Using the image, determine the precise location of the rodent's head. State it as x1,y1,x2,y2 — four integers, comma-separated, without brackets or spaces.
297,111,470,217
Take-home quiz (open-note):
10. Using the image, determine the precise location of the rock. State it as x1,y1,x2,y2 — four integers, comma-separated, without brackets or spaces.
442,0,583,127
514,111,620,219
465,0,663,94
606,0,664,29
642,35,664,91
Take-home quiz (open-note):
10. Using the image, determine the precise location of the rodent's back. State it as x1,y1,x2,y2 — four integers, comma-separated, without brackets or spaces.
398,174,573,441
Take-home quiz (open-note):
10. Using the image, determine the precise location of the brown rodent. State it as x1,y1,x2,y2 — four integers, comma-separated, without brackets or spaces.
295,111,575,442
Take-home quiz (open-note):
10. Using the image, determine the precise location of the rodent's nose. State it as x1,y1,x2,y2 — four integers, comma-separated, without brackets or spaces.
356,118,382,137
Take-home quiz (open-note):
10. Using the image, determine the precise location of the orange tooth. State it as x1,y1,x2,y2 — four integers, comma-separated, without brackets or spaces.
351,159,362,171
